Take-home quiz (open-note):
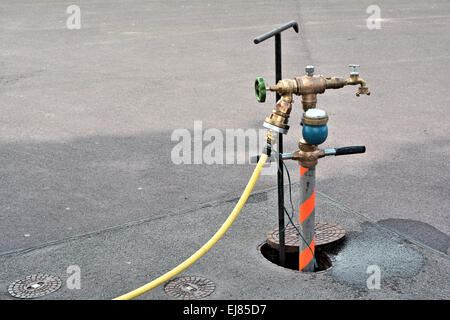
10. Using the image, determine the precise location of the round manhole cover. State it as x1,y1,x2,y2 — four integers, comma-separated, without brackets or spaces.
267,222,346,252
164,276,215,300
8,274,62,299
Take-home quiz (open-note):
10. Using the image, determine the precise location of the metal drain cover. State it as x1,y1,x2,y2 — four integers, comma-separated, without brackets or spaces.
8,274,62,299
164,276,215,300
267,222,346,252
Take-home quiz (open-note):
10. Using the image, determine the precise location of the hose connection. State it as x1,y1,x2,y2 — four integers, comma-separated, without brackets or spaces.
264,129,277,156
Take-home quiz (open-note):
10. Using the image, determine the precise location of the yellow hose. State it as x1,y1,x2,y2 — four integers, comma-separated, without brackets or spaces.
114,153,268,300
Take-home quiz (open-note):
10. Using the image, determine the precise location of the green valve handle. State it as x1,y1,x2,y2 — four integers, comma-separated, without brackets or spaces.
254,77,266,103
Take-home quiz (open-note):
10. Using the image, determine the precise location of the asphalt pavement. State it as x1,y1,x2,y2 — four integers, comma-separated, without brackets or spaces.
0,0,449,299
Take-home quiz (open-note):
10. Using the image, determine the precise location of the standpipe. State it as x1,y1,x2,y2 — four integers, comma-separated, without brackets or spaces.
255,64,370,271
114,63,370,299
299,164,316,271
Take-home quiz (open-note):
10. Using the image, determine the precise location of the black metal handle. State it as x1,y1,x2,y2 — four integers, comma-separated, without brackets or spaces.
335,146,366,156
253,21,299,44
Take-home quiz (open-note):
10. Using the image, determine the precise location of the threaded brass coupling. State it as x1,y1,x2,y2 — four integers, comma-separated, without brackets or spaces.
263,98,292,134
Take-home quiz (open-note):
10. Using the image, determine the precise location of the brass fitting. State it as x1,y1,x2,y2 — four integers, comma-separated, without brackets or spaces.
263,99,292,134
263,129,276,156
323,75,370,96
294,74,327,110
302,110,329,126
266,130,276,145
267,64,370,109
343,64,370,96
346,74,370,96
269,79,297,102
291,139,325,168
262,64,370,133
269,74,327,110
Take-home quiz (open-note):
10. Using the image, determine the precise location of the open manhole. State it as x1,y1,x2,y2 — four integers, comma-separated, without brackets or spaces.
8,274,62,299
267,222,346,252
259,242,332,272
164,276,215,300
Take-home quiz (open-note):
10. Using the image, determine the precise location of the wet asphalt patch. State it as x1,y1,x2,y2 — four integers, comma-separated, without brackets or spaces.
329,222,425,288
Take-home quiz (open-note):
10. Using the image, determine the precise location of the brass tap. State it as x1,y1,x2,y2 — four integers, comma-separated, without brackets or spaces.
259,64,370,134
345,64,370,96
267,64,370,109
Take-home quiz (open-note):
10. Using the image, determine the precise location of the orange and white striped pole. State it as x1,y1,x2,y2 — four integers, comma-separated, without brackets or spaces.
299,165,316,272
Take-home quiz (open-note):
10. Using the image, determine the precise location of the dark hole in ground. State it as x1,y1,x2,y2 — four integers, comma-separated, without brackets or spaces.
259,242,332,272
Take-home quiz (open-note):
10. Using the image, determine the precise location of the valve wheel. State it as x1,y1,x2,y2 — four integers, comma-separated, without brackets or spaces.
254,77,266,103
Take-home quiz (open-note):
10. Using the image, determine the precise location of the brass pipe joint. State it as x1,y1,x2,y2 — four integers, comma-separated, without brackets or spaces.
344,64,370,96
264,99,293,134
295,75,327,110
346,74,370,96
268,65,370,112
291,139,325,168
262,64,370,134
269,79,297,102
269,74,327,110
324,75,370,96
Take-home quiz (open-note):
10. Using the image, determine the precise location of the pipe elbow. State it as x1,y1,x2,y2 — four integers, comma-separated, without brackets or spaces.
346,75,366,88
358,77,367,87
345,76,370,96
